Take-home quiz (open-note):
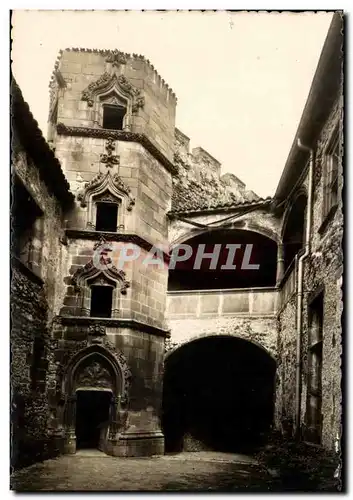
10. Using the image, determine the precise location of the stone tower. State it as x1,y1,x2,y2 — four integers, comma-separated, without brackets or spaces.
48,49,177,457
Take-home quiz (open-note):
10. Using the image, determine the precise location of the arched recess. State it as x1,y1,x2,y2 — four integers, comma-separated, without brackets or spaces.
171,220,280,249
168,228,278,291
71,259,130,318
62,344,131,454
162,335,277,454
282,191,308,272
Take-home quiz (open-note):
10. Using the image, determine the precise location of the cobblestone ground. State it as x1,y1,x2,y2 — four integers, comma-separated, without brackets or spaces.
11,451,278,492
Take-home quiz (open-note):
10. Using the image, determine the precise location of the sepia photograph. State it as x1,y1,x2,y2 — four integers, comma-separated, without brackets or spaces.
10,9,344,492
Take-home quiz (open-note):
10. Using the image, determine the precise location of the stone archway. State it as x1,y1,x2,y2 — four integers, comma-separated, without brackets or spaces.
162,335,276,454
62,345,130,455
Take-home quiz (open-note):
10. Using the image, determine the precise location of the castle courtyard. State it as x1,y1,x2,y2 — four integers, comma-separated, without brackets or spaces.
11,451,274,492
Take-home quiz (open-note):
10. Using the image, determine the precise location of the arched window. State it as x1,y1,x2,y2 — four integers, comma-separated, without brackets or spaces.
93,191,120,232
88,275,116,318
77,170,135,232
70,260,130,318
102,103,126,131
81,72,144,131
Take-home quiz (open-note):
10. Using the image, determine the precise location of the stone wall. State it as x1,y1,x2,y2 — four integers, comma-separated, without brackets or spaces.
275,279,297,435
13,151,67,320
277,95,343,450
106,329,165,456
11,149,67,468
167,288,279,319
172,128,260,212
11,264,55,469
302,96,343,450
56,238,168,330
166,315,278,361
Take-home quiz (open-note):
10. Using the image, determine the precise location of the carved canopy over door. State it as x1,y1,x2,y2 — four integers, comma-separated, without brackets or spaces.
74,356,115,391
62,346,131,454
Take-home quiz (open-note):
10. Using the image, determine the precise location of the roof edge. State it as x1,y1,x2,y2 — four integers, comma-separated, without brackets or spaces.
274,12,343,203
11,78,75,210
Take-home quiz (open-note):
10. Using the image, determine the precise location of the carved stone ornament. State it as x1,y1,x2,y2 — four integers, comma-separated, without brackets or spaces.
97,193,118,204
88,324,106,336
93,235,113,251
77,170,135,211
81,72,145,113
100,138,120,169
105,50,128,67
60,341,132,406
71,259,130,295
76,360,113,389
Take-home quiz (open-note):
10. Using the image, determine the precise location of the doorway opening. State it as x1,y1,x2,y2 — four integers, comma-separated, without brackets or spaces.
75,390,111,450
162,336,276,455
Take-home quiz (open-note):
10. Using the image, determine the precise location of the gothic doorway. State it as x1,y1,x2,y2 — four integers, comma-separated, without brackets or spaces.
75,390,112,450
62,345,129,456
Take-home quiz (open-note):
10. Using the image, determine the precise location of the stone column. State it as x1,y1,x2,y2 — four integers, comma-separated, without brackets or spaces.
108,394,119,441
64,394,77,454
276,243,285,285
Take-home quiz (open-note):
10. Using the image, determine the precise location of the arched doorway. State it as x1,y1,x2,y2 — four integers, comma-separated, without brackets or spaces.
162,336,276,454
62,345,127,455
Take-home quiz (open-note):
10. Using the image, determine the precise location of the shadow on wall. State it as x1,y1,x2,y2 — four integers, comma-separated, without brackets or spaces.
162,335,276,454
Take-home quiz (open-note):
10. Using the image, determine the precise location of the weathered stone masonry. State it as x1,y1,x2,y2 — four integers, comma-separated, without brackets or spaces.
273,13,343,452
11,81,74,469
45,48,176,457
10,13,343,467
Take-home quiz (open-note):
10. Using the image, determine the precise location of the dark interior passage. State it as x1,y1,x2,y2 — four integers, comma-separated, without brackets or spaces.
168,229,277,291
75,390,111,449
162,336,276,454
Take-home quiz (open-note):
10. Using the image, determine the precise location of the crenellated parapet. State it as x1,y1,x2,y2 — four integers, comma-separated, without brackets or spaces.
49,48,177,103
172,127,260,213
48,48,177,164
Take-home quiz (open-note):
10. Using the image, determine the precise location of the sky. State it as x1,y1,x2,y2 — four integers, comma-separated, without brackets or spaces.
11,10,333,197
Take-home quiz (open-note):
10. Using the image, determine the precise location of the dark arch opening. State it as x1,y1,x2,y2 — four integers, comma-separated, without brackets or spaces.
162,336,276,454
168,229,277,291
283,194,307,271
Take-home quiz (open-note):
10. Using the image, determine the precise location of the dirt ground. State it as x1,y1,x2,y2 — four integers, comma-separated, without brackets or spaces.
11,450,277,492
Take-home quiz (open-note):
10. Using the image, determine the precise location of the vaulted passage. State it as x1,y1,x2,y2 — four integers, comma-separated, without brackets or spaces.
75,390,111,450
162,336,276,454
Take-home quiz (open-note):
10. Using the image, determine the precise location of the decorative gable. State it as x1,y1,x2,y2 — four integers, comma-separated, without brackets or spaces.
82,72,145,114
77,170,135,211
72,259,130,294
